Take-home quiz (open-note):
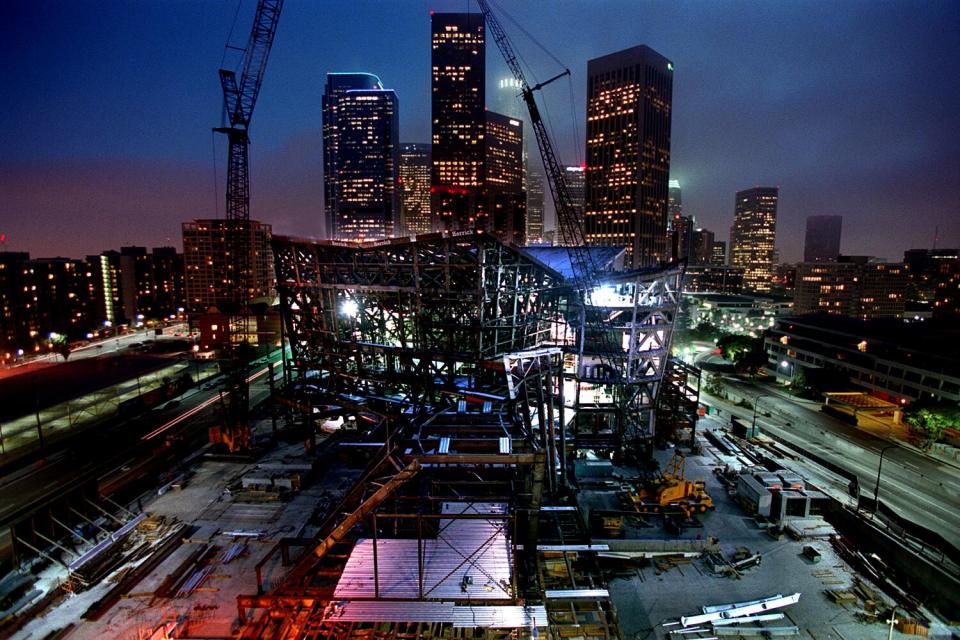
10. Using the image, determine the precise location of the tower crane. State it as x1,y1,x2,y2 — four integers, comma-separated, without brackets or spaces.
476,0,596,283
211,0,283,452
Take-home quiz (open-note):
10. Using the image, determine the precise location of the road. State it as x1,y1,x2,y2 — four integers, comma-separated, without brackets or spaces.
702,377,960,551
0,326,190,380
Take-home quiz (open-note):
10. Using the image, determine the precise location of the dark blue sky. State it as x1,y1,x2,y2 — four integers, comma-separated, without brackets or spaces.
1,0,958,261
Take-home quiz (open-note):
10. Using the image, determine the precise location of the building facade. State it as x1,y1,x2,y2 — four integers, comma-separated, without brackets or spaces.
682,265,745,294
584,45,673,267
555,166,586,246
803,215,842,263
431,12,486,232
730,187,779,293
794,256,906,320
684,292,791,337
322,73,399,242
903,248,960,318
0,252,98,355
526,171,545,244
398,143,432,236
182,219,274,313
766,314,960,405
710,240,727,266
322,73,384,240
691,228,714,265
485,111,526,245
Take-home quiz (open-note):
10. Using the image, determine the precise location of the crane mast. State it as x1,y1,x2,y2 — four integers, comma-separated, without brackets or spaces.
212,0,283,452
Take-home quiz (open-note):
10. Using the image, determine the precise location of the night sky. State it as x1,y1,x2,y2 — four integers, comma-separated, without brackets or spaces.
2,0,958,262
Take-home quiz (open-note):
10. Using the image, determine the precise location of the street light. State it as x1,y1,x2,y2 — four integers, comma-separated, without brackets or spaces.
751,393,774,431
873,444,897,515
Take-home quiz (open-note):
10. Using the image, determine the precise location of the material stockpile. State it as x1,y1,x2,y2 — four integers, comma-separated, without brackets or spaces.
665,593,802,638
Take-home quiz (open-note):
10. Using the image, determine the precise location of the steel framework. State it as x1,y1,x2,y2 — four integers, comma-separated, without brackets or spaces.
250,232,681,639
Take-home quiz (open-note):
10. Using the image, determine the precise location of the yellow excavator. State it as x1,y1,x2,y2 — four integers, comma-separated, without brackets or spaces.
623,452,714,517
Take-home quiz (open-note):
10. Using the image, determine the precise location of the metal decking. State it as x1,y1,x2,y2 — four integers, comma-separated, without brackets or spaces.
333,502,513,600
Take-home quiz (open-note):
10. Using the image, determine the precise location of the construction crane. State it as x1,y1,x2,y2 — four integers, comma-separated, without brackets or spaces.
210,0,283,452
476,0,596,283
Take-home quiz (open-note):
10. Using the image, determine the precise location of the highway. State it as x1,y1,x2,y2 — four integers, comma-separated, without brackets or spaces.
701,378,960,551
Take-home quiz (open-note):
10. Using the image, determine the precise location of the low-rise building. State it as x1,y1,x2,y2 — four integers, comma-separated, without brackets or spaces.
683,265,745,294
683,292,792,336
765,313,960,404
794,256,906,320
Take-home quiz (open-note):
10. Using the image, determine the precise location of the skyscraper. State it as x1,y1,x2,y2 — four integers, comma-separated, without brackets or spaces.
672,215,695,262
526,172,545,244
554,166,587,246
323,73,382,239
431,12,485,232
485,111,526,245
584,45,673,267
803,215,842,262
398,143,432,236
322,73,399,242
691,228,715,265
730,187,779,293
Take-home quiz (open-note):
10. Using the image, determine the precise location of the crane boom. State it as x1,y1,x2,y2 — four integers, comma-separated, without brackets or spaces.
476,0,596,283
222,0,283,129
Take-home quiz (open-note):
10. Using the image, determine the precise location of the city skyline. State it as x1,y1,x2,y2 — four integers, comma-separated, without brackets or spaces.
2,1,958,261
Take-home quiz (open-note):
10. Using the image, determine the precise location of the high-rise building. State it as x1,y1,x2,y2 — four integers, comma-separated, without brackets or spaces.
485,111,526,245
182,219,274,313
119,246,151,322
667,179,682,260
584,45,673,267
495,77,530,189
398,143,432,236
903,248,960,318
526,172,545,244
803,215,842,262
668,179,682,219
152,247,185,319
322,73,399,242
671,215,695,262
0,252,96,353
431,12,485,232
730,187,779,293
323,73,383,239
794,256,906,320
554,166,587,246
691,228,714,265
710,240,727,266
565,166,586,214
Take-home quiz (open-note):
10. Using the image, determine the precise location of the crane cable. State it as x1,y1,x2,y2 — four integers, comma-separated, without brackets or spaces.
220,0,245,69
489,0,579,170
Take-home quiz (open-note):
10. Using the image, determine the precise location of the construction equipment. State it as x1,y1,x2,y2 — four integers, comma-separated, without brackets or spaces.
211,0,283,452
624,452,714,517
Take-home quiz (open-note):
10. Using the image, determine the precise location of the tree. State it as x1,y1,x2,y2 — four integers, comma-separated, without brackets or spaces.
717,334,767,374
903,401,960,446
704,373,724,397
49,332,71,361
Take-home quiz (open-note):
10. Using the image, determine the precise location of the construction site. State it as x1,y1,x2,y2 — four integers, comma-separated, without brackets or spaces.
2,1,959,639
